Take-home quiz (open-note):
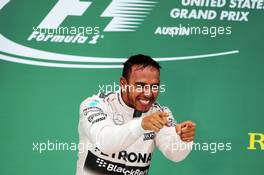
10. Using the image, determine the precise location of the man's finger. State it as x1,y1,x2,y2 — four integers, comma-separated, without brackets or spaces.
181,122,196,131
152,120,163,129
182,139,194,142
181,131,195,138
153,112,168,125
181,137,194,142
151,125,160,132
181,127,195,134
158,112,169,118
157,116,167,125
181,121,196,128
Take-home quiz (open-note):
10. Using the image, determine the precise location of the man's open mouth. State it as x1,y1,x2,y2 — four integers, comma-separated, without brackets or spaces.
138,99,150,105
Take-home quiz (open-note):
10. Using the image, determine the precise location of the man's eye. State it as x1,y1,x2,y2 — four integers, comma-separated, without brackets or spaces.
151,84,160,89
136,84,144,88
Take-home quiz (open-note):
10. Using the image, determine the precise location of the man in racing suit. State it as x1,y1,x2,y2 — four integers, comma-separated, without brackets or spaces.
76,54,196,175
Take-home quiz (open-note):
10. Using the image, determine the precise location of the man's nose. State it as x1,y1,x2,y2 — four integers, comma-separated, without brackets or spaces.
143,87,153,98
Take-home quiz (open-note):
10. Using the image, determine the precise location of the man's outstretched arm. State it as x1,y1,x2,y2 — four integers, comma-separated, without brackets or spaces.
155,110,196,162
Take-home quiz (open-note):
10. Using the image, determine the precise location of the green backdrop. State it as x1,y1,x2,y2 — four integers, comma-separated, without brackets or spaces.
0,0,263,174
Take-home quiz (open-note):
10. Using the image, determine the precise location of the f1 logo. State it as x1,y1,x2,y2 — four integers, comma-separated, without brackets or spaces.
37,0,156,31
1,0,156,31
38,0,92,29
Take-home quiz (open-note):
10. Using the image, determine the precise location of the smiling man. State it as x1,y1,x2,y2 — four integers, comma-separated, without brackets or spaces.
76,54,196,175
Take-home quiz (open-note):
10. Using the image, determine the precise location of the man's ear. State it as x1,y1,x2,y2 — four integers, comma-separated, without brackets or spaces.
120,77,128,92
120,77,127,86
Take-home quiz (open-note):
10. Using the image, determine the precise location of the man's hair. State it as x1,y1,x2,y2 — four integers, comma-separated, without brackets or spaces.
122,54,161,80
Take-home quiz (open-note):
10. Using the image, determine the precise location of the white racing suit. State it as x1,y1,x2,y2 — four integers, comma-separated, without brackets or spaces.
76,91,193,175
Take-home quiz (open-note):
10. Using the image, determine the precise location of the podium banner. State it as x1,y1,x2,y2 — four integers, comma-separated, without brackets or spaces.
0,0,263,174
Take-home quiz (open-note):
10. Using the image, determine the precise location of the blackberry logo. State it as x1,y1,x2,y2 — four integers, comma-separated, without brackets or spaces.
96,158,107,167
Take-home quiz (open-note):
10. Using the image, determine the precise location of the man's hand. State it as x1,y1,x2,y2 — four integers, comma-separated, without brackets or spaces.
176,121,196,142
141,112,168,132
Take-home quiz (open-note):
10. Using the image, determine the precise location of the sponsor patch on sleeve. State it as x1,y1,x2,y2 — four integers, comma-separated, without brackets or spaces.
82,106,107,124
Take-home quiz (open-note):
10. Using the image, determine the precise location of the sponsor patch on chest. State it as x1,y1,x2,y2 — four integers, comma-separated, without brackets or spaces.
143,132,156,141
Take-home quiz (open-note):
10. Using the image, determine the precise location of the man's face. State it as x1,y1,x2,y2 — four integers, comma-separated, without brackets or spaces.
121,65,160,112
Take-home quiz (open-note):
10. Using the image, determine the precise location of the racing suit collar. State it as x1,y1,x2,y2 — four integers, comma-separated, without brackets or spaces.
117,90,135,115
